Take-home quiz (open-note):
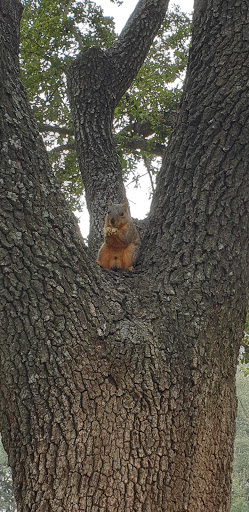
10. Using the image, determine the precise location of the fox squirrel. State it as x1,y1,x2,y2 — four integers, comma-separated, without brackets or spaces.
97,201,141,270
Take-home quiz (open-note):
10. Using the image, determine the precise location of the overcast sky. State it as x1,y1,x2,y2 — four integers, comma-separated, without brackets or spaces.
100,0,194,33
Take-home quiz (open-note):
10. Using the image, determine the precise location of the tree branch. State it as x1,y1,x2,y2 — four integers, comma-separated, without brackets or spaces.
67,0,170,252
48,142,74,154
0,0,23,68
241,341,249,355
193,0,207,22
117,135,165,157
116,109,178,139
0,0,91,273
48,136,165,158
40,117,173,157
143,155,156,194
39,123,73,136
141,0,249,310
108,0,170,103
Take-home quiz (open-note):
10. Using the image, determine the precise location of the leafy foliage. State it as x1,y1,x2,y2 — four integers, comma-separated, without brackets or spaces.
20,0,117,210
115,6,191,187
20,0,116,126
115,7,191,139
49,136,84,210
20,0,192,209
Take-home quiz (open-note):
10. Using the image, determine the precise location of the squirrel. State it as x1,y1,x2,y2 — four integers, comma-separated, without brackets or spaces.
97,201,141,271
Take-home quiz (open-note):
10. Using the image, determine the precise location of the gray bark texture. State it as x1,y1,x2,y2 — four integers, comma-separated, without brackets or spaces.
67,0,170,252
0,0,249,511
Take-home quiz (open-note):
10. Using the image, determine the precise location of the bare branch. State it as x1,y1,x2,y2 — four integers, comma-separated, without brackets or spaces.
49,142,74,154
117,110,178,138
47,134,165,158
117,135,165,157
39,124,73,136
143,155,156,194
108,0,170,103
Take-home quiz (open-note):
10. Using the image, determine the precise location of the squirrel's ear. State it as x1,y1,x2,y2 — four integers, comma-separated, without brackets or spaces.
108,200,113,207
123,201,129,211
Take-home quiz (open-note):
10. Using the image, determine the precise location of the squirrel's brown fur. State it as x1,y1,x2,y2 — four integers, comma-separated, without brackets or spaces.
97,201,141,271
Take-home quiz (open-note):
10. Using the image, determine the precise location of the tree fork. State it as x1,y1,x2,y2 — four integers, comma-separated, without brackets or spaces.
0,0,249,511
67,0,170,252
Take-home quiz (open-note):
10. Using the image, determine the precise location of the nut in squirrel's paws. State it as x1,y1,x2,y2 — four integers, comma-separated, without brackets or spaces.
97,201,141,270
106,227,118,235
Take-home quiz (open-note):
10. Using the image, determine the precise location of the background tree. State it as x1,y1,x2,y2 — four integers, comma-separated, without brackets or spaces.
20,0,191,209
241,311,249,366
231,370,249,512
0,1,249,512
0,440,17,512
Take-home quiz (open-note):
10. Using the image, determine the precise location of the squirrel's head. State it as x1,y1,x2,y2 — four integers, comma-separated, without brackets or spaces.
107,201,130,228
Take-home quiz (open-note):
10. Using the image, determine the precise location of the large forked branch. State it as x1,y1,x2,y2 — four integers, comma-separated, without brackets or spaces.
0,0,23,63
0,0,90,272
108,0,170,103
67,0,169,253
140,0,249,306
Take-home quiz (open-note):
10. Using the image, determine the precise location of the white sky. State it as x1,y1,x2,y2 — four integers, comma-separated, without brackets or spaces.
100,0,194,33
78,0,194,236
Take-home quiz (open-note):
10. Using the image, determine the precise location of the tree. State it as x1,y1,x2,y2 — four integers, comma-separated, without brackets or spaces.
231,371,249,511
0,0,248,511
19,0,118,210
2,371,249,511
2,372,249,512
0,440,17,512
19,0,191,209
241,311,249,366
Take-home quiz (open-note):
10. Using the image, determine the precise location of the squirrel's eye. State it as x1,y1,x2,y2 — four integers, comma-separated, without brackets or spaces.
120,212,124,216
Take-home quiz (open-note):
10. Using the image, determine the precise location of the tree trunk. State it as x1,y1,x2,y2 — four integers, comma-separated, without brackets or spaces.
0,0,248,511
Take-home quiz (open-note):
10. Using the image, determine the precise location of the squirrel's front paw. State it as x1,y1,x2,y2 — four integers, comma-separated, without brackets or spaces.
106,227,118,235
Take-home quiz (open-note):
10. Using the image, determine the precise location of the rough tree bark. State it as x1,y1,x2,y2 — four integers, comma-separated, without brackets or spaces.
67,0,170,252
0,1,248,512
